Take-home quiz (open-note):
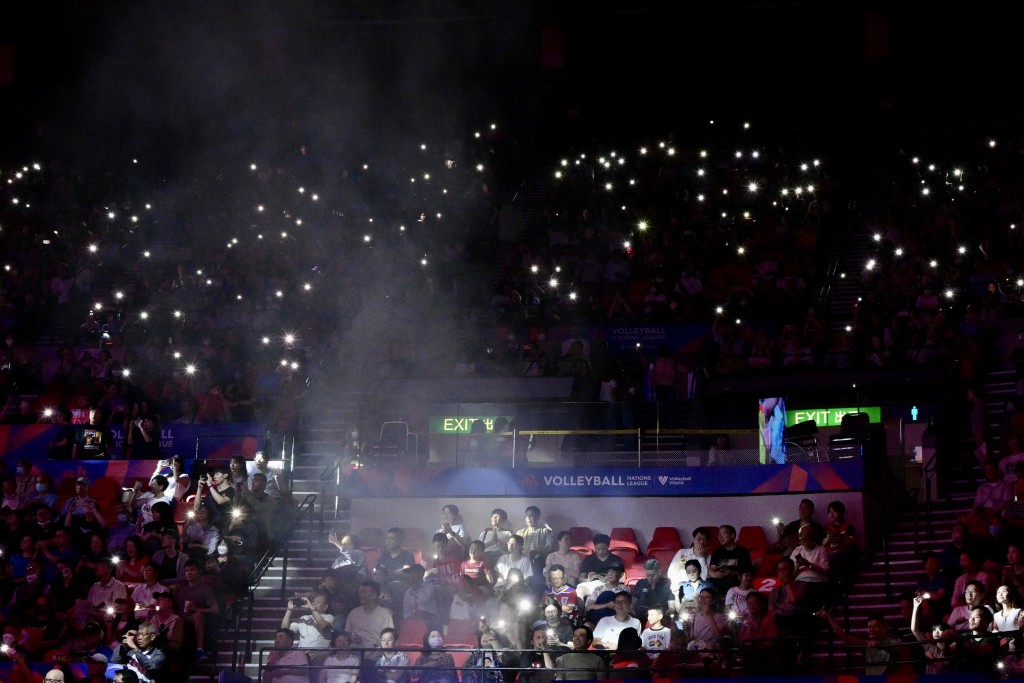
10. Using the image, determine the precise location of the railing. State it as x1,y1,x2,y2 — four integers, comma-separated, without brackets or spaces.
254,631,1013,680
226,492,319,669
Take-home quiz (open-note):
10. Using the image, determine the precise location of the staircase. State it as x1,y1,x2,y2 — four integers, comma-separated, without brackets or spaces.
195,394,361,681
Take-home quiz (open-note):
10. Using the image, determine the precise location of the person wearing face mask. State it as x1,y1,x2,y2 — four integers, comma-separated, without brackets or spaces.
49,559,88,615
416,629,458,683
204,535,252,599
108,504,139,555
21,472,59,513
13,459,35,499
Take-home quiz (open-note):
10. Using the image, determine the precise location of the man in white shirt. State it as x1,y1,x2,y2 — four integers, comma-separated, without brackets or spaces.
282,591,335,650
88,559,128,621
592,592,642,649
495,535,534,587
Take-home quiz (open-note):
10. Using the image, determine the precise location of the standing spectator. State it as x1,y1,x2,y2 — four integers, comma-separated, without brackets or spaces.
172,559,221,663
123,401,161,460
516,506,556,578
152,455,191,503
479,508,513,566
72,406,114,459
437,504,471,556
195,465,235,525
249,450,288,500
227,454,250,495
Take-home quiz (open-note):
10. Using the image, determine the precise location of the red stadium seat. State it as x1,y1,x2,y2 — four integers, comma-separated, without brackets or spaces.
646,548,679,575
397,617,429,647
647,526,683,553
568,526,594,545
609,527,640,554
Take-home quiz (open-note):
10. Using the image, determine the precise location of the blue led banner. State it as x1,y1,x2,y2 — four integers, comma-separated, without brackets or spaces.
344,461,864,498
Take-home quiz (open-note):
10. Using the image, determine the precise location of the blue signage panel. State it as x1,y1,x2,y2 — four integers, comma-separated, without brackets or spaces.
344,462,864,498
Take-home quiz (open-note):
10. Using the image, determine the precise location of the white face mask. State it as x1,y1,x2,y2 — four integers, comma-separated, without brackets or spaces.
217,545,229,556
428,636,444,649
35,483,46,492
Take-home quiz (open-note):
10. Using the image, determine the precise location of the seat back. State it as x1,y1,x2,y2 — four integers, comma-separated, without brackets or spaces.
374,421,409,458
647,526,682,552
609,527,640,554
359,527,386,550
567,526,593,545
646,548,678,575
397,616,429,647
839,412,870,440
403,527,426,565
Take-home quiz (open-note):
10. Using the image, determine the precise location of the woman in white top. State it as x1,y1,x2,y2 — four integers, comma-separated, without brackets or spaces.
437,503,470,554
152,455,192,502
994,584,1023,645
320,631,361,683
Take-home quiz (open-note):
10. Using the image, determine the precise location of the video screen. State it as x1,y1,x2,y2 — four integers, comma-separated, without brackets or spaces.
758,397,787,464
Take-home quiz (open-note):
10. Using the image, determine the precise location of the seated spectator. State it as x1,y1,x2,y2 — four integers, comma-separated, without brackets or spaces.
577,534,625,599
950,606,1000,674
640,604,672,657
790,525,830,608
494,535,534,588
707,525,753,597
328,531,367,579
181,504,220,560
591,592,641,649
584,565,629,625
478,508,513,566
104,597,143,654
608,627,652,674
769,498,825,558
40,526,79,579
768,557,816,637
630,558,673,625
676,559,713,615
152,455,192,503
993,583,1023,646
724,570,755,621
149,591,186,654
264,628,310,683
344,580,394,650
944,579,994,631
914,551,953,630
402,563,445,626
818,610,912,675
463,628,508,683
667,527,712,598
87,559,128,622
1,478,24,513
152,528,188,586
172,558,221,663
130,563,169,619
553,626,608,680
114,536,151,588
460,540,494,587
21,471,59,513
437,503,471,557
49,558,88,616
195,465,235,526
107,503,138,555
681,587,727,663
736,590,780,674
319,631,360,683
242,471,287,546
249,450,288,500
374,627,410,683
533,599,574,649
204,535,253,599
961,460,1013,539
228,454,251,495
544,531,582,586
950,549,994,609
910,595,954,675
109,622,166,683
416,629,459,683
282,591,335,654
126,475,175,527
544,565,580,625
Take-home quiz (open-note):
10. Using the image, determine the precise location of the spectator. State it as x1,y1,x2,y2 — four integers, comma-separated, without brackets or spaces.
328,531,367,577
227,454,250,495
344,580,394,651
630,558,673,625
123,401,161,460
86,559,128,622
249,450,288,500
533,599,573,650
114,536,150,588
950,607,1000,674
319,631,360,683
707,525,753,597
769,498,825,558
242,471,286,546
516,506,556,578
264,628,311,683
460,539,494,587
416,629,459,683
910,595,954,675
171,558,221,663
151,455,192,503
402,563,444,625
818,610,911,675
374,627,410,683
591,592,641,649
478,508,513,566
553,626,608,680
181,503,219,560
463,628,508,683
495,535,534,588
822,500,859,584
437,503,470,555
195,465,235,525
282,591,335,653
543,565,580,625
152,528,188,586
667,527,712,597
130,563,169,619
109,622,166,683
71,406,113,459
544,531,581,586
944,579,992,631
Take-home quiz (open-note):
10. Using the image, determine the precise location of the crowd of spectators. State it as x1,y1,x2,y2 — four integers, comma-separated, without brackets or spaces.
0,451,293,682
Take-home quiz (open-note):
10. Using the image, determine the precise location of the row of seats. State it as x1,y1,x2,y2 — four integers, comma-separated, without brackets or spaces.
357,523,774,580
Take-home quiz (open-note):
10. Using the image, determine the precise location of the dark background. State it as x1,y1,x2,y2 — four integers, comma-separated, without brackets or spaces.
0,2,1017,169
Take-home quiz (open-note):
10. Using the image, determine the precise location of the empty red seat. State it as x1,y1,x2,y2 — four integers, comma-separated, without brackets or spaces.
647,526,683,552
568,526,594,545
609,527,640,554
397,617,429,647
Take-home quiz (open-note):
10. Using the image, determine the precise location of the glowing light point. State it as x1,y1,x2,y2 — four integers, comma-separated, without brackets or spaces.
88,244,98,253
303,283,312,291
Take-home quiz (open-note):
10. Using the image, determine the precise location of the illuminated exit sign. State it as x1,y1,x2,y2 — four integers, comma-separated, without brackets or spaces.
786,406,880,428
429,417,512,434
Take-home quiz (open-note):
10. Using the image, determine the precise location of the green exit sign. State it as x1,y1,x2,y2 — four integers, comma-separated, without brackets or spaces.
429,416,512,434
786,406,881,428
